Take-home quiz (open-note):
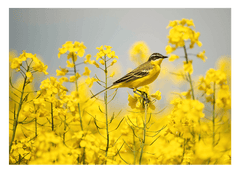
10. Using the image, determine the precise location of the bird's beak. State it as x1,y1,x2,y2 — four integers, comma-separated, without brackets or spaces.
163,56,168,59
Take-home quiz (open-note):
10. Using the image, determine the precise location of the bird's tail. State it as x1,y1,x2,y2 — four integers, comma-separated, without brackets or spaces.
91,85,113,99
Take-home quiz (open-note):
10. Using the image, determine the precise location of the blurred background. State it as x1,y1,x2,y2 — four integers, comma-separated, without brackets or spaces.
9,8,231,115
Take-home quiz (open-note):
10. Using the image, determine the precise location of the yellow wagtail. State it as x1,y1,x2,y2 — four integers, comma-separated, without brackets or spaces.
91,53,168,99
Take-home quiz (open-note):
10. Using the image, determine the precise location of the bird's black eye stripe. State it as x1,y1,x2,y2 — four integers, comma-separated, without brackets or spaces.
149,55,160,61
147,53,168,61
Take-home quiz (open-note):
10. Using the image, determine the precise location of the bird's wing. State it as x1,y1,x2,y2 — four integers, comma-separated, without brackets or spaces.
113,61,153,85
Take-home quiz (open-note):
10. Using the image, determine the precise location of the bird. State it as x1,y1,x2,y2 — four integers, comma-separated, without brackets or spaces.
91,53,168,99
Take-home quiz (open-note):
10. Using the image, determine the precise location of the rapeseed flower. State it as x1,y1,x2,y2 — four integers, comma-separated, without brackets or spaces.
183,60,193,75
56,66,69,76
197,50,207,62
58,41,87,60
129,41,150,65
83,66,91,76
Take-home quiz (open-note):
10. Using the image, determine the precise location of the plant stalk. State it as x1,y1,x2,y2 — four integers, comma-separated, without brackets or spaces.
72,53,84,131
51,99,54,131
35,118,38,137
212,82,216,147
9,75,28,153
139,101,148,165
104,55,110,159
183,45,195,100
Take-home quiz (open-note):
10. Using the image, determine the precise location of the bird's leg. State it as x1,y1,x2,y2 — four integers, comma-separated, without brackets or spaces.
132,88,150,104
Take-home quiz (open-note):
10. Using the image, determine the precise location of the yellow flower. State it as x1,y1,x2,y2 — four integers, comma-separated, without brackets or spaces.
189,31,202,48
165,45,176,54
128,94,137,109
69,76,76,83
104,45,112,55
104,45,112,49
181,89,191,99
150,90,162,100
216,55,231,81
149,102,156,110
31,57,49,75
80,140,87,147
170,98,182,105
26,71,34,83
109,71,115,77
11,58,22,71
56,66,69,76
217,84,231,108
192,100,204,112
186,19,195,27
168,54,180,62
166,20,179,28
85,77,98,88
58,47,67,58
84,54,92,64
59,77,69,83
58,41,87,59
183,60,193,74
99,59,105,65
67,52,78,62
215,70,227,84
40,78,50,89
92,60,100,68
195,140,214,160
74,41,87,57
69,73,81,82
83,66,91,76
108,51,118,59
95,51,105,60
197,50,207,62
166,19,202,50
129,41,150,65
96,45,104,51
66,60,74,68
110,59,117,66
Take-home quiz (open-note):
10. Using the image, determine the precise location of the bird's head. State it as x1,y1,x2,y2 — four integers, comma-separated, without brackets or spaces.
148,53,168,65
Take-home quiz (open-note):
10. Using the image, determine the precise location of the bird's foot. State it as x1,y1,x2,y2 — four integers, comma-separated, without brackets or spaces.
133,89,150,104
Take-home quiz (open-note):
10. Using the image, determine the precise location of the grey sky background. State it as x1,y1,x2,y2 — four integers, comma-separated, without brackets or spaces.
9,8,231,111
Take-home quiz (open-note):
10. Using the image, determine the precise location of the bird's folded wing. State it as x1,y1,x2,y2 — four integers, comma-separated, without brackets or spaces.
113,62,153,85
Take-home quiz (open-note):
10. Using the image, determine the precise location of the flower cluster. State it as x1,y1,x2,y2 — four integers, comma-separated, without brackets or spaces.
87,45,119,80
167,98,205,137
128,86,161,111
72,131,106,164
9,137,34,164
166,18,201,53
129,41,150,65
57,41,99,88
29,132,78,164
95,45,118,60
198,68,231,108
58,41,87,60
11,50,48,77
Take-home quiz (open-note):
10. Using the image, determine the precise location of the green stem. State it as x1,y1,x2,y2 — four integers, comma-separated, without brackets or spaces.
212,82,216,147
63,115,66,145
51,99,54,131
9,76,28,153
104,55,109,159
181,138,186,164
72,53,83,131
72,53,86,165
133,130,136,165
35,118,38,137
183,45,195,100
139,102,148,165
